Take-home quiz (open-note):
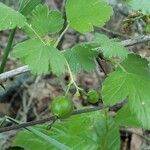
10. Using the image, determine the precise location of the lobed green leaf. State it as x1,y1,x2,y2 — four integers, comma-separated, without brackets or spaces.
92,33,129,59
0,2,26,31
65,0,113,33
24,4,64,37
13,39,66,76
64,44,98,73
102,54,150,129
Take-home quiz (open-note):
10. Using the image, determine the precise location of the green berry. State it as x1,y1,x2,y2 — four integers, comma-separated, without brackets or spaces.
87,90,99,104
50,96,73,118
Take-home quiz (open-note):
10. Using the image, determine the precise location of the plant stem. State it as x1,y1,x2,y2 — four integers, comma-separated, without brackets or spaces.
65,81,72,96
54,24,69,48
0,28,17,73
26,23,45,44
65,61,83,94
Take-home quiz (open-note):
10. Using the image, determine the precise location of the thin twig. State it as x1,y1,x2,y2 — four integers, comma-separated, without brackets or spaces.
100,27,130,38
96,58,107,76
0,35,150,81
0,65,29,81
0,106,104,133
122,35,150,47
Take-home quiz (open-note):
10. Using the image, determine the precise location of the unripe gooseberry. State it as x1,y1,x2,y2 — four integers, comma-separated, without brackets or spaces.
50,96,73,118
86,90,99,104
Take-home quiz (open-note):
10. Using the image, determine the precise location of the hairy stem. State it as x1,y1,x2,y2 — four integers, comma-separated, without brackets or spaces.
0,28,17,73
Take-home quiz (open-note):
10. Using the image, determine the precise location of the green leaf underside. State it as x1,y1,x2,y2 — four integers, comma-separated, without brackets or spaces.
102,54,150,129
64,44,98,73
19,0,41,16
115,104,142,128
0,2,26,31
65,0,113,33
24,4,64,37
13,39,66,75
92,33,129,59
13,111,120,150
128,0,150,14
